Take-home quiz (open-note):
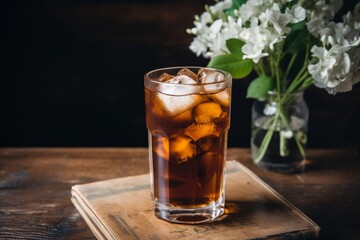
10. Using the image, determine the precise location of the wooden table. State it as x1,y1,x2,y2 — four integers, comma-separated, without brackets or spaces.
0,148,359,239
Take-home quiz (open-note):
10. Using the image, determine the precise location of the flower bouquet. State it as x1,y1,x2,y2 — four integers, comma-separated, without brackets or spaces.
187,0,360,172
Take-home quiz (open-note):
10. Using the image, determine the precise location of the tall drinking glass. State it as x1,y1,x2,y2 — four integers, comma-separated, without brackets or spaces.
144,67,232,224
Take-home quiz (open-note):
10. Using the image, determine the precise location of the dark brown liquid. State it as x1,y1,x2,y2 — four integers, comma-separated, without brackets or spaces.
145,87,231,207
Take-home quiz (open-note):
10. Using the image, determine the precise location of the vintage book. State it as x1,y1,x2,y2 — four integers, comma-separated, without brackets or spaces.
71,160,320,240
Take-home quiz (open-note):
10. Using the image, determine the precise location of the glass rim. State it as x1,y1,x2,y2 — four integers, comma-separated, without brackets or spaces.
144,66,232,86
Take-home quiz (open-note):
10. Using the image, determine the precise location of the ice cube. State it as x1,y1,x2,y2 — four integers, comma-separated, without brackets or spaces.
185,123,217,141
169,135,196,164
157,72,175,82
156,75,204,116
167,75,197,84
193,102,222,124
212,89,231,107
197,68,227,94
196,152,220,188
152,130,169,161
155,75,205,116
196,135,219,152
177,68,197,81
158,75,198,96
155,93,205,117
174,108,193,123
197,68,225,83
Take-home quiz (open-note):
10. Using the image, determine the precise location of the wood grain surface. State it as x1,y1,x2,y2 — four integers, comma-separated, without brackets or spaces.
0,148,359,239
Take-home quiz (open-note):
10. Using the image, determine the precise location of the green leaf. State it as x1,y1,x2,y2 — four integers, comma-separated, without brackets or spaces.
226,38,245,55
291,20,306,32
284,21,308,54
233,0,247,7
246,75,275,101
207,54,253,79
225,0,247,16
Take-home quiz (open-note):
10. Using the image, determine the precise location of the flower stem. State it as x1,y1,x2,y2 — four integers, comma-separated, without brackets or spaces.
255,60,266,76
255,93,307,163
294,131,306,158
283,70,310,106
283,52,298,86
278,105,305,159
254,111,280,163
298,77,314,92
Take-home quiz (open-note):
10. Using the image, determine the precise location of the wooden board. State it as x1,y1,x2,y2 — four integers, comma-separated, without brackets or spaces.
71,160,320,240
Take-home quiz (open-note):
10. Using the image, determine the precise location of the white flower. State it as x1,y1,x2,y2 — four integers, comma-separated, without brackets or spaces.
308,46,336,88
240,18,270,63
319,22,350,46
239,0,269,22
307,2,360,94
199,12,212,25
210,19,223,37
222,16,243,39
207,32,227,57
187,0,360,95
186,0,235,58
337,42,360,93
306,15,325,38
306,0,342,38
242,42,269,63
342,4,360,44
189,38,207,57
209,0,232,15
268,3,292,35
308,45,352,92
235,1,303,62
286,5,306,23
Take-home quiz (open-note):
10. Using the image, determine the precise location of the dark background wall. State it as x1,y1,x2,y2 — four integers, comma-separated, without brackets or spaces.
1,0,359,149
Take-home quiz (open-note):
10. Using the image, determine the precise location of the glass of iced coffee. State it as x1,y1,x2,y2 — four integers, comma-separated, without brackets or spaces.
144,67,232,224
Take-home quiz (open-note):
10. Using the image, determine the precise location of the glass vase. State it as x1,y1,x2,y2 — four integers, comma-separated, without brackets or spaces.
251,91,309,173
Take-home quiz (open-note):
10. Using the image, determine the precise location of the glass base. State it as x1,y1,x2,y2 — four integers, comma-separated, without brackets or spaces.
255,159,306,173
153,195,225,224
